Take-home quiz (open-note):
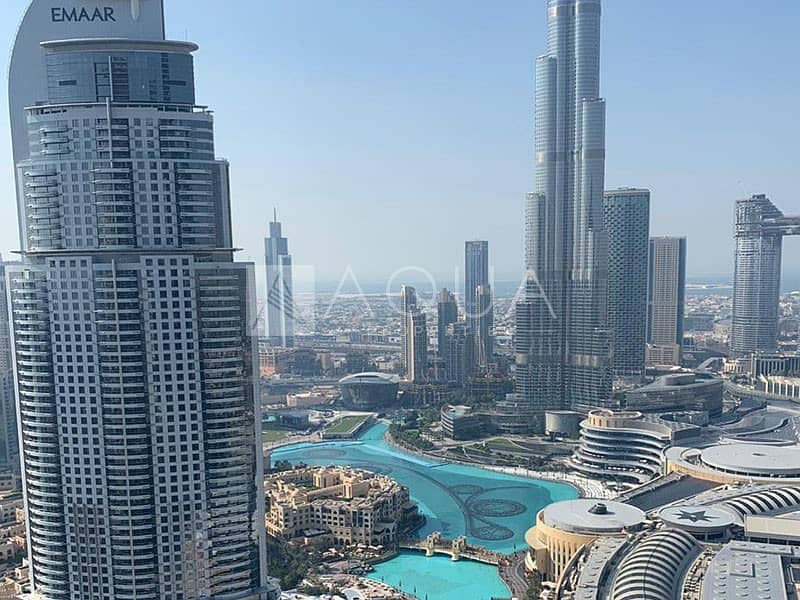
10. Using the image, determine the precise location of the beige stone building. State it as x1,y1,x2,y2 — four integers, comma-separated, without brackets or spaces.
265,467,418,547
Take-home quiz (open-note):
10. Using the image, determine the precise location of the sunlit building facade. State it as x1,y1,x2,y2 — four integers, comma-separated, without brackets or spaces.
7,1,269,598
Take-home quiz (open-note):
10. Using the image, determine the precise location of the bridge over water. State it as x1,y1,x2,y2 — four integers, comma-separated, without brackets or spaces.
399,532,511,566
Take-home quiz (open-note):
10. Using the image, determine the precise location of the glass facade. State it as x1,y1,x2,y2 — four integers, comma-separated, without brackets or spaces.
46,50,195,105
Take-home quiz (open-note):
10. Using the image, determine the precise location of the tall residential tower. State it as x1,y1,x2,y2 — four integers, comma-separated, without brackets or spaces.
264,210,294,347
464,240,489,333
730,195,800,357
603,189,650,379
646,237,687,366
8,1,269,598
512,0,612,426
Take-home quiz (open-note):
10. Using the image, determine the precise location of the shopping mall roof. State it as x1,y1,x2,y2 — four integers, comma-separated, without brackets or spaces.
701,444,800,478
338,372,400,385
659,504,735,533
541,499,645,535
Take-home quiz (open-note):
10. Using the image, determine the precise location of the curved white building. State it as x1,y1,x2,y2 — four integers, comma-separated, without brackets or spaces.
570,410,699,484
8,2,270,599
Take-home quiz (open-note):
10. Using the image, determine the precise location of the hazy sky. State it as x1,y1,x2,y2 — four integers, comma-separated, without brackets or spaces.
1,0,798,285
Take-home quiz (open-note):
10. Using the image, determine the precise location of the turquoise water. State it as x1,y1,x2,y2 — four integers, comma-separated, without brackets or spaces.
368,551,510,600
271,423,577,554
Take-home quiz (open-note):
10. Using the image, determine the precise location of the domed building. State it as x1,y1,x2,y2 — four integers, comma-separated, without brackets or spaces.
525,498,645,583
338,372,400,411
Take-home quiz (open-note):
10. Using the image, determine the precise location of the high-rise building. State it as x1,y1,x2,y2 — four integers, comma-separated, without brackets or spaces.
0,258,18,476
464,240,489,333
512,0,612,425
475,285,494,372
399,285,417,374
7,2,270,598
730,195,800,357
603,189,650,379
647,237,687,367
407,309,428,383
444,322,474,386
437,288,458,358
264,209,294,347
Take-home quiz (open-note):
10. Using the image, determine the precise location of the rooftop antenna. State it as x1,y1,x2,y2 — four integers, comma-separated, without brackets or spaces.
273,207,277,223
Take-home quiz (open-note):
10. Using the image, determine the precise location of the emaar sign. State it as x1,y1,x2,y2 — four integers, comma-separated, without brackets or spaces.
51,6,116,22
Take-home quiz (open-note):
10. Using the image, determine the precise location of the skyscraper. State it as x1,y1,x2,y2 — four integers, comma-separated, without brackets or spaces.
0,258,18,475
647,237,687,367
407,309,428,383
512,0,612,424
437,288,458,358
603,189,650,379
7,2,270,598
444,322,474,386
400,285,417,373
464,240,489,333
731,195,800,357
264,210,294,347
475,285,494,372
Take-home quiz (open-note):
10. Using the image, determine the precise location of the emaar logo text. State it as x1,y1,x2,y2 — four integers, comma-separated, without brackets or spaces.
51,7,116,23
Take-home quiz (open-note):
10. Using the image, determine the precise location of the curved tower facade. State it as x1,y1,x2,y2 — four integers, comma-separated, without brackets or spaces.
8,2,269,599
513,0,612,425
731,194,800,358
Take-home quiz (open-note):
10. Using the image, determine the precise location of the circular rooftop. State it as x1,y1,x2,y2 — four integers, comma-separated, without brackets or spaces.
541,499,645,535
338,372,400,386
700,444,800,478
659,504,735,533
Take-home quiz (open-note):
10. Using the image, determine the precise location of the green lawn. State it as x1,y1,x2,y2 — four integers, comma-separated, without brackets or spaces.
262,425,292,443
326,414,369,435
486,437,521,450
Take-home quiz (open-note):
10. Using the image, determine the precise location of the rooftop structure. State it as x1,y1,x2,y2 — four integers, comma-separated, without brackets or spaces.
525,499,645,583
559,483,800,600
666,443,800,484
658,504,735,538
625,371,723,417
265,466,418,548
699,541,796,600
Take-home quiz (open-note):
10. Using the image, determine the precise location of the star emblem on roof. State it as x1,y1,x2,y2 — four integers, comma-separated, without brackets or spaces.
677,510,713,523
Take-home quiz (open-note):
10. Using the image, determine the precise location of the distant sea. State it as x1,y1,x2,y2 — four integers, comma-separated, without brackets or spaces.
300,273,800,298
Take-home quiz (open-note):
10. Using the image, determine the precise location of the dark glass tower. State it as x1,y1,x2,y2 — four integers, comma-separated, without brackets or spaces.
465,240,489,333
604,189,650,379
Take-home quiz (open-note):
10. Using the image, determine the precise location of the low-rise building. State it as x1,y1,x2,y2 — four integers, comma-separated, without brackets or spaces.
570,409,700,485
625,371,723,417
286,385,339,408
338,373,400,411
440,405,492,440
265,466,419,547
525,499,645,583
756,374,800,400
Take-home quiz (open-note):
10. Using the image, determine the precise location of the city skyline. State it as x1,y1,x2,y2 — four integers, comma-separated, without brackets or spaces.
0,0,798,283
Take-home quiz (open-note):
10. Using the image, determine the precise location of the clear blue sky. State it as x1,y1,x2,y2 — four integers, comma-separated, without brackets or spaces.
1,0,798,284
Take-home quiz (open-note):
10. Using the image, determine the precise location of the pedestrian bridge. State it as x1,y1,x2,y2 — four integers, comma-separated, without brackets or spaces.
399,532,509,566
